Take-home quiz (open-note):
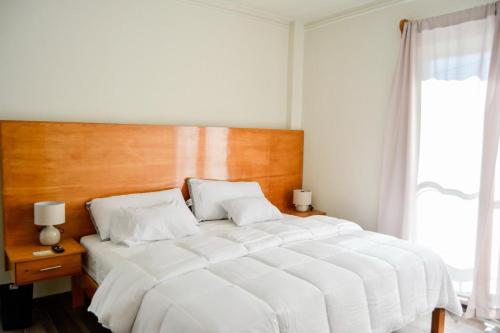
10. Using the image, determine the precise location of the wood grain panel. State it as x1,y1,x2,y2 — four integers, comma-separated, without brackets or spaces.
431,308,445,333
0,121,304,246
268,174,302,209
5,238,85,264
270,130,303,176
16,254,82,285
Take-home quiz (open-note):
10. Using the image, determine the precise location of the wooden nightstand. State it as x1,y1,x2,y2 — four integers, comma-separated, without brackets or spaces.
283,208,327,218
5,238,85,285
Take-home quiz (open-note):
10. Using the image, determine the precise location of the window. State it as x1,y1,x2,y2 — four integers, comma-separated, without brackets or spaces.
414,21,497,300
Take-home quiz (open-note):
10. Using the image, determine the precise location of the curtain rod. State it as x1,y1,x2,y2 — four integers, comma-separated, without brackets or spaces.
399,19,409,34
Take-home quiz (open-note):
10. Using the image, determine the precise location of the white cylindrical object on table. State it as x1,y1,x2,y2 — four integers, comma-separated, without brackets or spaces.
293,189,312,212
34,201,65,226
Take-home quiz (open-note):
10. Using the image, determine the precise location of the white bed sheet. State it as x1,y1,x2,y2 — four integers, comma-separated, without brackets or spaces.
81,218,253,283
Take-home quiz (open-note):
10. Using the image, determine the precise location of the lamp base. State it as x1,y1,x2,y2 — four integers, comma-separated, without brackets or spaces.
39,226,60,246
295,204,310,212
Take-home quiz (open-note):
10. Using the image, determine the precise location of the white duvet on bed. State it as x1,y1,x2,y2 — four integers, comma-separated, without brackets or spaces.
81,218,237,283
88,215,462,333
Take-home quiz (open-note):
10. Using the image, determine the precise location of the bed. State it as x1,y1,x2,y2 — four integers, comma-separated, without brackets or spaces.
0,121,461,333
83,215,461,333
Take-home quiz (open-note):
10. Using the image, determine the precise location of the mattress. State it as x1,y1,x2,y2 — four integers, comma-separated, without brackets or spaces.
81,218,253,283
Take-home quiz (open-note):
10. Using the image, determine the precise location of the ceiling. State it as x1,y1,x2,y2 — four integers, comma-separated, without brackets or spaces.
225,0,393,23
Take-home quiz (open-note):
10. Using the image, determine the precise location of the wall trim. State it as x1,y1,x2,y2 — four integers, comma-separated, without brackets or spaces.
177,0,291,27
287,22,305,130
176,0,417,31
305,0,413,31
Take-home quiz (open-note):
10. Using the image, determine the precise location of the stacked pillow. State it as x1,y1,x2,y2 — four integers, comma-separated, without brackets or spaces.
87,188,199,246
187,178,283,226
109,201,199,246
87,180,284,247
221,196,283,226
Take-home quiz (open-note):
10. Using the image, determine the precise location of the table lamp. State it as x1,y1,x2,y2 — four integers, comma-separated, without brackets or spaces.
293,189,312,212
34,201,65,245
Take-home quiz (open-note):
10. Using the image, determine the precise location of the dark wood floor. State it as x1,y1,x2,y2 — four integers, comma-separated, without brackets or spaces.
1,292,495,333
0,292,110,333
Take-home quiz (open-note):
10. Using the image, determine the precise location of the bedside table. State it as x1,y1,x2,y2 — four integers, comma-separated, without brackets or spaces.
283,208,327,218
5,238,85,285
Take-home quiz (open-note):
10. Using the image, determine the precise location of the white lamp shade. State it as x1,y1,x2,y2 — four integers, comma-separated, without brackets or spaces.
293,189,312,206
34,201,65,226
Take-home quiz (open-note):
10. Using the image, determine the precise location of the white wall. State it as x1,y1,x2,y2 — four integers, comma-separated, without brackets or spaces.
302,0,493,231
0,0,291,297
0,0,290,128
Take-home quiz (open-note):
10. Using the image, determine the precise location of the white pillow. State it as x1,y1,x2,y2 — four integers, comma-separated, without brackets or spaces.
221,196,283,226
187,179,264,221
109,204,174,246
109,201,199,247
89,188,185,240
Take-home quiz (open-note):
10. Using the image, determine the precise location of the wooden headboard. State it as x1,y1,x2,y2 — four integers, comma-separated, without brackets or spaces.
0,121,303,246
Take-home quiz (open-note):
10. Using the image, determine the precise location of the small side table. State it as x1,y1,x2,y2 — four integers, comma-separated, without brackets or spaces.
3,238,85,329
5,238,85,286
283,208,327,218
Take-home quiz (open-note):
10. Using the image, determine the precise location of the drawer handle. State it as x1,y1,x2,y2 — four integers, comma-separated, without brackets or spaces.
39,265,62,272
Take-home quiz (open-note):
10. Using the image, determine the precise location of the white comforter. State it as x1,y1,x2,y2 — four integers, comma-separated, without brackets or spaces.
89,215,462,333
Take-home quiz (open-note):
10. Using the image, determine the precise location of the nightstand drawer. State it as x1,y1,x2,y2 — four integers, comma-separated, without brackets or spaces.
15,254,81,285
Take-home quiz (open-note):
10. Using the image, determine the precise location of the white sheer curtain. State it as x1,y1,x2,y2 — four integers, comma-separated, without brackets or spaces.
378,3,500,319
